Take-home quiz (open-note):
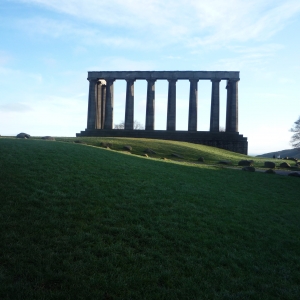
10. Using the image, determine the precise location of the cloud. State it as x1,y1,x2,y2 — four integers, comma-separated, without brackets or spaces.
0,102,33,112
206,44,284,71
18,0,300,47
188,0,300,46
0,94,87,136
88,57,157,71
17,17,147,49
246,124,293,154
0,67,43,85
0,51,13,66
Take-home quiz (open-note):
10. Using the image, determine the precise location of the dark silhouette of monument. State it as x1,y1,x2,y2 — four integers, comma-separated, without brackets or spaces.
77,71,248,154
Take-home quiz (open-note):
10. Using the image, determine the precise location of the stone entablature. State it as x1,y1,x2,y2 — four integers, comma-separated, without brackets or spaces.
88,71,240,80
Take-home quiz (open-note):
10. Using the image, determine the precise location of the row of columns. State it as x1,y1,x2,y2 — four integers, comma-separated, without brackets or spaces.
87,78,239,132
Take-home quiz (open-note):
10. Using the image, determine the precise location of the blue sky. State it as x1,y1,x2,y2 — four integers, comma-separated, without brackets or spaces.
0,0,299,155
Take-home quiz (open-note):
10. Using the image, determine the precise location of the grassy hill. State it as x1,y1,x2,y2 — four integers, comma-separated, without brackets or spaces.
56,137,298,169
1,137,300,299
256,148,300,159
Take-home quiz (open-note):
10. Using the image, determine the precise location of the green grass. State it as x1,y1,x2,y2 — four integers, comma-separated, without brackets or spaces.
54,136,299,170
1,138,300,299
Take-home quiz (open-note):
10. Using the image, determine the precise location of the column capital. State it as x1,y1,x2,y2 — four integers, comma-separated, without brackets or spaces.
147,79,157,83
211,79,221,83
97,79,106,85
105,78,115,84
126,78,136,83
226,78,239,89
168,78,177,83
189,78,199,83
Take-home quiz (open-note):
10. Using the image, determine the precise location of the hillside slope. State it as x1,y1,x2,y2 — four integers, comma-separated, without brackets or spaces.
1,138,300,299
256,148,300,159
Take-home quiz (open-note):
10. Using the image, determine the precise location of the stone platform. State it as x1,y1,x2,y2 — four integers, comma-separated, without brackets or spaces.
76,129,248,155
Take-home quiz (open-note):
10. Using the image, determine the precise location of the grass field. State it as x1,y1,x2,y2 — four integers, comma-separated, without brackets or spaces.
0,137,300,299
56,136,299,169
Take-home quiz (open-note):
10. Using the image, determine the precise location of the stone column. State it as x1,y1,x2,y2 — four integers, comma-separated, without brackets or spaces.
104,79,115,130
210,79,221,132
145,79,156,130
87,78,98,129
125,79,135,130
101,82,106,129
167,79,177,131
96,81,102,129
226,79,239,132
225,80,231,132
188,79,198,131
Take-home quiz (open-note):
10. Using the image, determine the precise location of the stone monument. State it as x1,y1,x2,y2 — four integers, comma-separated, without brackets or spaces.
77,71,248,154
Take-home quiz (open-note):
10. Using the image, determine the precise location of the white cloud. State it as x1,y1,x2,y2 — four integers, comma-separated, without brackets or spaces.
205,43,284,72
188,0,300,45
0,67,43,85
88,57,157,71
0,94,86,136
0,51,13,66
17,0,300,48
17,17,142,48
0,102,33,112
246,124,293,154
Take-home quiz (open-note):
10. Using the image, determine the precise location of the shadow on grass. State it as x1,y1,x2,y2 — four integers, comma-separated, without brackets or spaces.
1,138,300,299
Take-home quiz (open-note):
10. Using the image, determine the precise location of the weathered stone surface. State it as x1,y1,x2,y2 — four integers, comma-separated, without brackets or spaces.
167,79,177,131
188,79,198,131
198,157,205,162
264,161,276,168
100,142,112,148
279,162,291,168
88,71,240,81
81,70,247,155
171,153,183,159
226,79,239,133
242,166,255,172
238,160,253,166
145,79,155,130
288,172,300,177
16,132,30,139
123,145,132,151
144,148,156,154
210,80,220,132
41,136,55,141
265,169,276,174
218,160,232,165
103,80,114,130
125,80,135,130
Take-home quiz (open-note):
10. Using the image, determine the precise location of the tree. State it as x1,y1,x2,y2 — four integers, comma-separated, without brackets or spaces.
290,116,300,149
114,120,144,130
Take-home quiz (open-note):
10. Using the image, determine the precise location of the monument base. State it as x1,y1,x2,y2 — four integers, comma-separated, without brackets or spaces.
76,129,248,155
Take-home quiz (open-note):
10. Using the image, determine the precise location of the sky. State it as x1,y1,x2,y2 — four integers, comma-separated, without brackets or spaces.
0,0,299,155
